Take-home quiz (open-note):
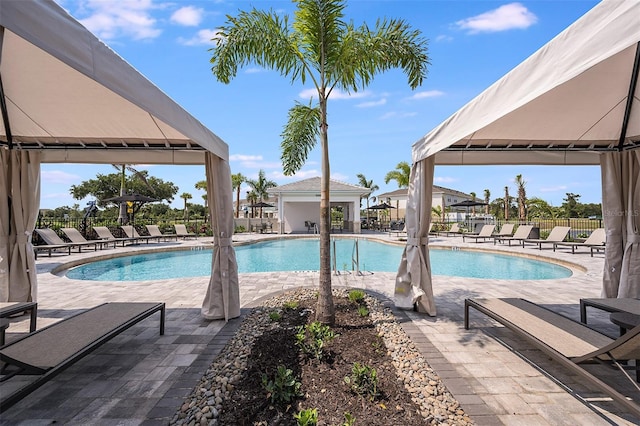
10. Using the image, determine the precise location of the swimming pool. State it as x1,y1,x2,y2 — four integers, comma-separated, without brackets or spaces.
65,238,572,281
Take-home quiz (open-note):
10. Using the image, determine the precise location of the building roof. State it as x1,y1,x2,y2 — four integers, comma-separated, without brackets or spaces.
378,185,471,200
267,177,370,195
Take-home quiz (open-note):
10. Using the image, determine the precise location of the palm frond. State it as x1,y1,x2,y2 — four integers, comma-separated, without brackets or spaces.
211,9,306,84
281,102,321,176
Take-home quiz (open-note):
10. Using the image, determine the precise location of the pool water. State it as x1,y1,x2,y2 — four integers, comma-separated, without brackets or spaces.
65,238,572,281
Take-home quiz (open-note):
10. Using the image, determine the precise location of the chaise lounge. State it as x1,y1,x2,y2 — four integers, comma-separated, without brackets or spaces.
465,298,640,418
0,302,165,412
553,228,606,255
92,226,137,246
34,228,101,257
462,224,496,243
174,224,197,239
145,224,179,242
493,224,533,246
522,226,571,249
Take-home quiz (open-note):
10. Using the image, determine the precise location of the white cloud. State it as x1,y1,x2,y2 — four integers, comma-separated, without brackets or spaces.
77,0,162,40
299,88,370,101
435,34,453,43
407,90,444,100
171,6,203,27
379,111,418,120
230,154,281,169
41,170,81,184
455,3,537,34
357,98,386,108
178,28,223,46
539,185,567,193
434,176,457,184
245,67,264,74
230,154,262,162
272,169,320,180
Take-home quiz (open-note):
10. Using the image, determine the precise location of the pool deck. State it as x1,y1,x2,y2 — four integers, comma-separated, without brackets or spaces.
1,231,638,425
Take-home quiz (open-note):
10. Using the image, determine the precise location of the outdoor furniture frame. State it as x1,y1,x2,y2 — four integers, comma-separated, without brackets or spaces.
441,222,463,236
34,228,101,254
174,224,197,239
0,302,37,346
580,298,640,324
145,225,179,242
465,298,640,418
120,225,160,244
462,224,496,243
493,224,533,246
92,226,136,246
60,227,114,250
522,226,571,249
553,228,606,255
494,223,515,237
0,302,165,412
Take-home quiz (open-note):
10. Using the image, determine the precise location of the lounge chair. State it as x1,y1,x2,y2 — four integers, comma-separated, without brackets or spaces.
120,225,160,243
441,223,463,236
553,228,606,255
388,223,407,238
494,223,515,237
522,226,571,249
145,224,179,241
174,224,197,239
34,228,100,255
0,302,165,412
61,227,114,249
92,226,136,246
465,298,640,418
462,224,496,243
493,224,533,246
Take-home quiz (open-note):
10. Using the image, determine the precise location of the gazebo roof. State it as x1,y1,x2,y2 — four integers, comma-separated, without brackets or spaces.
267,177,369,196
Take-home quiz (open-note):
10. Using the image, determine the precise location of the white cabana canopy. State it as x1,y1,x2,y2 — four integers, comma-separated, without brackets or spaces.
413,0,640,166
0,0,239,320
396,1,640,315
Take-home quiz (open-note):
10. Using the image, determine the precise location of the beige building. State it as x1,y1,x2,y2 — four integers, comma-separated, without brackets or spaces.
377,185,477,221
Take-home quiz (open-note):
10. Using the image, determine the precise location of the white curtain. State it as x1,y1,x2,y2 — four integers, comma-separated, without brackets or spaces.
0,149,11,301
201,152,240,321
600,150,640,298
2,150,40,302
394,156,436,315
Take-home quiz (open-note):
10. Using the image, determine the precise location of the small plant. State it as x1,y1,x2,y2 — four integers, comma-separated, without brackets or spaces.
261,365,302,405
295,321,337,361
269,311,281,322
357,306,369,317
342,412,356,426
348,289,365,304
234,225,246,233
344,362,379,401
294,408,318,425
283,300,299,310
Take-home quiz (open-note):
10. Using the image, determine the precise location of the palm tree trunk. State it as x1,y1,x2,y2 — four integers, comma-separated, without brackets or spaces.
118,166,128,225
316,98,334,325
236,187,241,218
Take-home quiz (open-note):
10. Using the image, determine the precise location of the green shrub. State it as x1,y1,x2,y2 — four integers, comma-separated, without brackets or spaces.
342,412,356,426
269,311,281,322
261,365,302,404
283,300,299,310
295,321,337,361
357,306,369,317
234,225,246,233
344,362,379,400
348,289,365,304
294,408,318,425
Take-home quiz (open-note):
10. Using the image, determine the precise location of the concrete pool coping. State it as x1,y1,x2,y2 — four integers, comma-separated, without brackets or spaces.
2,232,636,425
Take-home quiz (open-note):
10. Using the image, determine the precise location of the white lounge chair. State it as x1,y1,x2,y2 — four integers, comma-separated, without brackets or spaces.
493,224,533,246
494,223,515,237
465,298,640,418
34,228,100,255
553,228,606,255
145,224,179,241
61,227,114,249
174,224,197,239
92,226,136,246
120,225,160,243
462,224,496,243
522,226,571,249
441,223,463,236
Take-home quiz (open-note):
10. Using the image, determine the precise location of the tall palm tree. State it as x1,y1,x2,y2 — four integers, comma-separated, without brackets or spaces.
504,186,510,221
232,173,246,218
195,180,208,222
210,0,428,324
180,192,192,220
356,173,378,222
245,170,277,218
384,161,411,188
515,174,527,221
246,190,258,218
483,189,490,215
470,191,477,214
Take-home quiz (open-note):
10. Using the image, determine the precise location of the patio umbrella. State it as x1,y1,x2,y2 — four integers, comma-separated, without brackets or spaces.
450,200,488,231
368,202,396,210
248,202,274,226
0,1,236,310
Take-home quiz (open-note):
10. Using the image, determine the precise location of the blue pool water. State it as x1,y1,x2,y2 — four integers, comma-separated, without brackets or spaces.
65,238,572,281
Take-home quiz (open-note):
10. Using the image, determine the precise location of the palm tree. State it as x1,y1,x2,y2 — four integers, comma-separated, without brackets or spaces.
384,161,411,188
504,186,510,221
483,189,490,215
232,173,246,218
210,0,428,324
470,191,477,214
515,174,527,221
356,173,378,223
180,192,192,220
245,170,277,218
246,190,258,218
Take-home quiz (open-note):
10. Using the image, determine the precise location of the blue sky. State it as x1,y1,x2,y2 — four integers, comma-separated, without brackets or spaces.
44,0,601,210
